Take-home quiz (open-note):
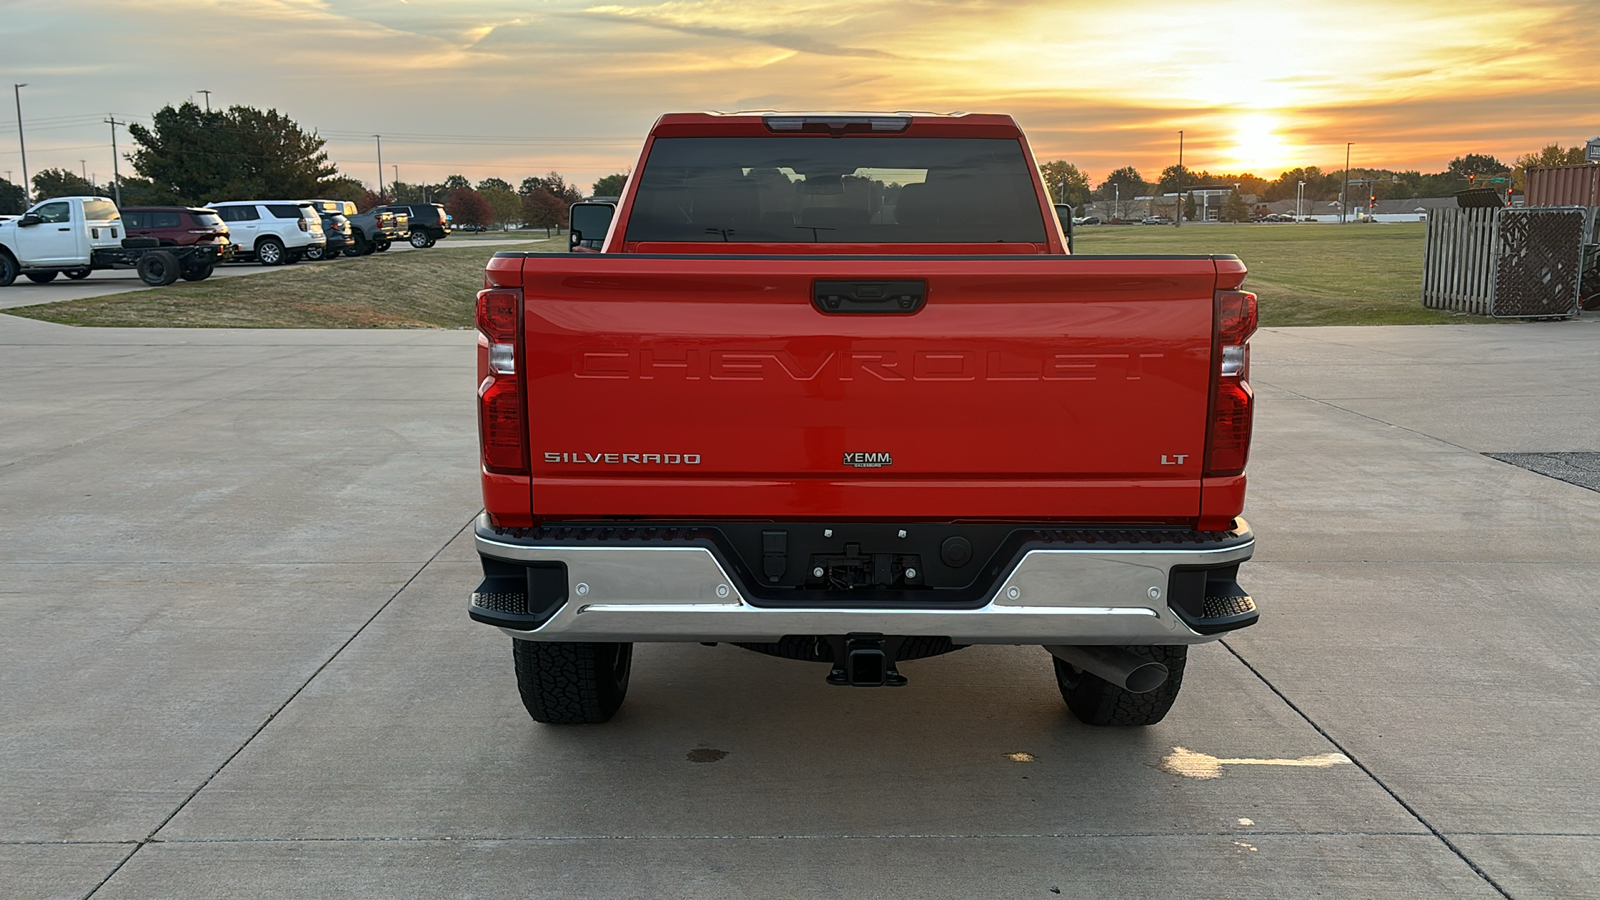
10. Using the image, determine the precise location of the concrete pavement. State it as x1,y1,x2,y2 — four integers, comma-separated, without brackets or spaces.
0,312,1596,898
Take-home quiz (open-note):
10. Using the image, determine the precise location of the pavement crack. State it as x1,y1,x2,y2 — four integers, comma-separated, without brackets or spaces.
80,514,477,899
1219,639,1515,899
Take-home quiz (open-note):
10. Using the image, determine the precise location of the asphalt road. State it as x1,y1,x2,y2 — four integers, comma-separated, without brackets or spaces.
1,313,1596,898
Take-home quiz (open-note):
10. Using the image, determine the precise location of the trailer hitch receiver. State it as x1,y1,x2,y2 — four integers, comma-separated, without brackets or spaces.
825,634,908,687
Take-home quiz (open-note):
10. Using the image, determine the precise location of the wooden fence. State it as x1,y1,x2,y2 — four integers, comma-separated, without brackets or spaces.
1421,207,1497,314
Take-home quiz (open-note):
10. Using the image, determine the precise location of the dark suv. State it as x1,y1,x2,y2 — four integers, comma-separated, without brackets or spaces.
375,203,451,247
120,207,233,251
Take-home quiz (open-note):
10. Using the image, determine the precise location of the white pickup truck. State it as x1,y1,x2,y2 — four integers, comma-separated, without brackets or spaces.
0,196,232,287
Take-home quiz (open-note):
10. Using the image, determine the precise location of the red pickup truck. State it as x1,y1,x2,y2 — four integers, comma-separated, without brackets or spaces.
470,113,1258,727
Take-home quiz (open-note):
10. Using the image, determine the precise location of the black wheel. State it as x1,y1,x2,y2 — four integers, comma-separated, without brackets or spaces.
24,271,58,284
1054,645,1187,727
0,252,16,287
409,229,431,248
136,251,182,286
255,237,286,266
181,263,214,282
344,234,367,257
303,244,325,261
64,268,91,280
284,250,303,264
373,238,391,252
512,639,632,724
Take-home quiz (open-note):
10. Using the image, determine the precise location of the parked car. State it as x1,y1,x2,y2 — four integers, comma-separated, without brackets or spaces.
304,212,353,260
120,207,233,252
305,200,400,257
1079,216,1102,225
207,201,324,265
373,202,452,247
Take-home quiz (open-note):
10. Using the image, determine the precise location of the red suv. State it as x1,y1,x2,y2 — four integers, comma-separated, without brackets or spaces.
120,207,232,250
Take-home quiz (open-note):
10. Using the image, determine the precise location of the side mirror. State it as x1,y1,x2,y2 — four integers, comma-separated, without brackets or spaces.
569,202,615,251
1054,203,1074,253
16,214,41,227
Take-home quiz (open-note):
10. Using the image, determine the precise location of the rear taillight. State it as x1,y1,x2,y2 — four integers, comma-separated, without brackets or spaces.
476,288,528,474
1204,289,1258,477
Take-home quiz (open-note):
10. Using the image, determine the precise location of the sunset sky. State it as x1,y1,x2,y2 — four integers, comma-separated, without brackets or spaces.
3,0,1597,194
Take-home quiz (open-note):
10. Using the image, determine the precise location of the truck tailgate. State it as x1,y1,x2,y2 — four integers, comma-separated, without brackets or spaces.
507,254,1222,522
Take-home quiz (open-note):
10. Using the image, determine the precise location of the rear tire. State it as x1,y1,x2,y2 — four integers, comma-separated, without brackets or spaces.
255,237,286,266
0,252,16,287
65,268,91,280
409,229,431,248
24,271,58,284
512,639,632,724
373,238,391,252
1054,645,1187,727
303,244,325,261
136,251,182,286
181,264,214,282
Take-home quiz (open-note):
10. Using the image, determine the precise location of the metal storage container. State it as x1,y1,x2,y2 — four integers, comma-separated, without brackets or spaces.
1526,164,1600,208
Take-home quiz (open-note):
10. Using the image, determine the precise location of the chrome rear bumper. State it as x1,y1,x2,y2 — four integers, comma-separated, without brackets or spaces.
472,514,1254,645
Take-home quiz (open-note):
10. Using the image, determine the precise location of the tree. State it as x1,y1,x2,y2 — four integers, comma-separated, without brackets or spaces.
1039,160,1091,209
592,173,628,198
1446,154,1506,183
127,101,338,204
1094,166,1149,203
478,177,514,194
1220,190,1250,223
30,169,104,201
1158,164,1193,194
446,187,492,228
521,172,583,206
522,187,565,235
0,177,25,214
1512,144,1589,190
481,185,521,230
443,174,472,192
320,176,369,204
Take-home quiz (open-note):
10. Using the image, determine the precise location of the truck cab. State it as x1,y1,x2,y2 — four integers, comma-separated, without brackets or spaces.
0,196,124,269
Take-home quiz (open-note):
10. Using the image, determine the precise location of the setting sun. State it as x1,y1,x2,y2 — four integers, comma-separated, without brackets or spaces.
1221,115,1295,175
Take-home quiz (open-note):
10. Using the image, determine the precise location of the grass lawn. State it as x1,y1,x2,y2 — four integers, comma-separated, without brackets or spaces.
10,222,1480,329
1075,222,1487,326
8,237,560,329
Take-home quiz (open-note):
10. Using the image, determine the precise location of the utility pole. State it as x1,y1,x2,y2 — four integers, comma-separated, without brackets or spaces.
393,164,400,201
198,89,211,113
1114,182,1120,221
105,116,125,207
374,135,384,202
1341,142,1352,225
1297,180,1306,219
14,83,29,205
1175,130,1184,228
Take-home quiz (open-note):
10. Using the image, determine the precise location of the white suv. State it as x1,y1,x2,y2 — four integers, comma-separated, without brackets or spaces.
207,201,325,265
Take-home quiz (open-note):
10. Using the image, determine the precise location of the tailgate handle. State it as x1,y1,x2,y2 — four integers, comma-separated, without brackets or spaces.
814,280,925,314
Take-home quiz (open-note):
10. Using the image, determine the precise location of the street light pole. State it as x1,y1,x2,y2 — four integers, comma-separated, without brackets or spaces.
104,116,124,207
1341,142,1352,225
13,83,29,205
1114,183,1120,221
1297,180,1306,219
393,164,400,201
374,135,384,202
1175,130,1184,228
198,89,211,113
